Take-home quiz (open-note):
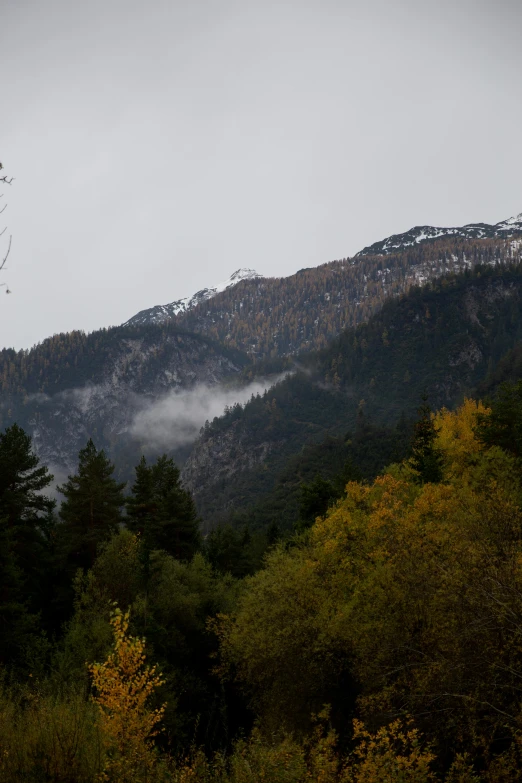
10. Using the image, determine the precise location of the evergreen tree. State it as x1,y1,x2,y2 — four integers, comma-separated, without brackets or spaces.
126,455,200,561
409,397,444,484
58,439,126,571
296,474,337,532
0,523,31,664
0,424,55,664
0,424,55,540
475,380,522,458
205,524,256,577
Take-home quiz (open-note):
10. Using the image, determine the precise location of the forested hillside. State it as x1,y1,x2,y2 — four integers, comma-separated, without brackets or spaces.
173,237,522,357
183,263,522,526
0,322,247,397
4,389,522,780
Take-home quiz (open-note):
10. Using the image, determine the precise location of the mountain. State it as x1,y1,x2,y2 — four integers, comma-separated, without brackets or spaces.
356,213,522,256
182,262,522,528
122,268,263,328
2,211,522,503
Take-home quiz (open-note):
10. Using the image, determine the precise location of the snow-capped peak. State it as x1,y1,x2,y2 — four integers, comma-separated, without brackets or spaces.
496,212,522,229
356,213,522,257
210,269,263,296
122,268,264,328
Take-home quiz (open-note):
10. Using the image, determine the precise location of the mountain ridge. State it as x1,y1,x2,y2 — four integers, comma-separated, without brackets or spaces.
122,268,263,328
356,212,522,256
170,235,522,358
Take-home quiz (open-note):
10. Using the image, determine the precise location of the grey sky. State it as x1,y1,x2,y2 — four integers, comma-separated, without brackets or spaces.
1,0,521,350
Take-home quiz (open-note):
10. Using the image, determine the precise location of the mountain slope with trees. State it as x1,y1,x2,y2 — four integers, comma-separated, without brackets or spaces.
183,263,522,527
1,216,521,495
171,233,522,358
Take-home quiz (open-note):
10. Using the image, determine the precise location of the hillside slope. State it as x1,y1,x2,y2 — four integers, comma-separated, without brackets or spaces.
182,263,522,527
172,235,522,358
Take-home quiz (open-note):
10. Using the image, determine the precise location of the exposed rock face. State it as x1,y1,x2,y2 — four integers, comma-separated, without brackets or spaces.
181,419,276,507
9,331,244,476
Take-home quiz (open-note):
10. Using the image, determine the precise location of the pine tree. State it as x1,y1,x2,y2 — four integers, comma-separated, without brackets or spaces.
58,439,126,571
205,524,255,577
0,424,55,664
475,380,522,458
126,454,201,561
0,423,55,528
409,397,444,484
296,474,336,532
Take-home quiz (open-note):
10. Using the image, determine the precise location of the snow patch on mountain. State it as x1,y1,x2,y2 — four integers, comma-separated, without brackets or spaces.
356,213,522,257
123,269,263,328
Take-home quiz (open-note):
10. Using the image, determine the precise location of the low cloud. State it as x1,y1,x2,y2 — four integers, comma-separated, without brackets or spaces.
129,376,288,451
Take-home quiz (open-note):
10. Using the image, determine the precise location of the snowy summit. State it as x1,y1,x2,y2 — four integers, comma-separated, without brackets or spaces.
123,268,263,328
356,212,522,256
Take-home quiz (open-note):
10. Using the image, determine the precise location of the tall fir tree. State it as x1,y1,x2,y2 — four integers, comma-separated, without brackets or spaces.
126,455,201,561
409,396,444,484
475,380,522,458
0,424,55,665
58,439,126,571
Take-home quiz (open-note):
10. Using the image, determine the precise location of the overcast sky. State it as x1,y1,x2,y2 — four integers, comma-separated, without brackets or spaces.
1,0,521,350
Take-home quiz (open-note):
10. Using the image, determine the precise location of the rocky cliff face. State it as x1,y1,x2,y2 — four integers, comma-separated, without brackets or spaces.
182,420,277,496
6,329,245,477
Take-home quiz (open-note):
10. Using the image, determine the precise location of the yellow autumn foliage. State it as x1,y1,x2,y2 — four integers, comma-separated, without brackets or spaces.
217,400,522,777
89,607,166,782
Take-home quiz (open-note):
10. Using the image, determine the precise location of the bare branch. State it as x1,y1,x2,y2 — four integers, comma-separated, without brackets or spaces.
0,162,13,291
0,235,12,271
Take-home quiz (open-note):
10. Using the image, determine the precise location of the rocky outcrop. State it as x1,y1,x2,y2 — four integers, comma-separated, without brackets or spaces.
8,331,244,476
181,420,276,498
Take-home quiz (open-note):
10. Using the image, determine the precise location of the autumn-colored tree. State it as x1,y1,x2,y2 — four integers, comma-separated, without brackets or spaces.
342,719,436,783
89,607,165,782
215,399,522,776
